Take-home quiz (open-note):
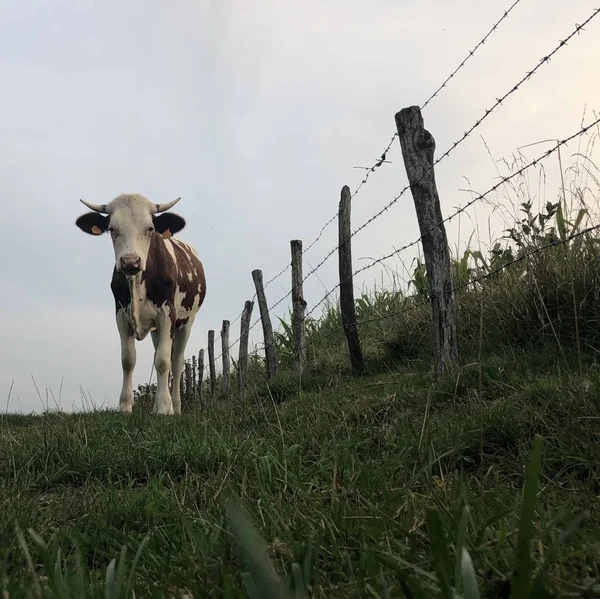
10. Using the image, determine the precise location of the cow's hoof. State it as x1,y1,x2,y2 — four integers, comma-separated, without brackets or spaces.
119,403,133,414
153,402,174,415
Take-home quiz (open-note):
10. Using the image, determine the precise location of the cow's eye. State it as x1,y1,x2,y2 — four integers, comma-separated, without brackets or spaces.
147,226,155,233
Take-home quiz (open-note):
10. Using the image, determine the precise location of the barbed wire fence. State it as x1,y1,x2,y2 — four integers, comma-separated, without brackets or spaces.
192,0,531,371
304,116,600,321
173,4,600,405
300,221,600,351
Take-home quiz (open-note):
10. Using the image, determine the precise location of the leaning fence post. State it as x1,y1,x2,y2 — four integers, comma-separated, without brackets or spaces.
191,354,197,400
198,349,205,408
221,320,231,394
338,185,365,373
395,106,458,374
238,300,254,397
251,269,277,380
290,240,307,375
208,330,217,397
184,360,192,408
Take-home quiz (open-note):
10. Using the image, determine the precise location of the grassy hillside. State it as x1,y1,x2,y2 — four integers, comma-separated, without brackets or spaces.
1,353,599,597
1,145,600,597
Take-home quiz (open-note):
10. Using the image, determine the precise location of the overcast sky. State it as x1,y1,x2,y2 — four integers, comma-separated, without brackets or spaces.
1,0,598,413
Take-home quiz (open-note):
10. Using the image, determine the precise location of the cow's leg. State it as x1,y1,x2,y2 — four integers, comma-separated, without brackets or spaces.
171,320,194,415
116,310,136,414
153,314,174,415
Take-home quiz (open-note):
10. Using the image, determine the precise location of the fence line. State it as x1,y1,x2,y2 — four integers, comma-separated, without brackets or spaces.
260,0,529,296
243,7,599,342
193,5,599,383
196,111,598,391
297,4,600,299
304,114,600,321
301,222,600,352
179,205,600,403
197,0,526,365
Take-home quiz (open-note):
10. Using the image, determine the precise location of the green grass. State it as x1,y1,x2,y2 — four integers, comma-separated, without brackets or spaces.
1,349,599,597
2,131,600,597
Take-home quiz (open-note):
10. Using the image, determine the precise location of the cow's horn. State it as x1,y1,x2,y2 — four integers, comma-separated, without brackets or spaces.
154,197,181,213
79,199,108,214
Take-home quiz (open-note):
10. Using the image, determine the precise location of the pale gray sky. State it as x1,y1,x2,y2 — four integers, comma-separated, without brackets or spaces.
1,0,598,412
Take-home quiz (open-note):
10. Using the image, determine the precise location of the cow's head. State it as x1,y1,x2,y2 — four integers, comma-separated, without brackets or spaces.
75,194,186,276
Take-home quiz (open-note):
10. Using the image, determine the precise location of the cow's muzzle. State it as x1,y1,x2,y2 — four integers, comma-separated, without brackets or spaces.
120,254,142,275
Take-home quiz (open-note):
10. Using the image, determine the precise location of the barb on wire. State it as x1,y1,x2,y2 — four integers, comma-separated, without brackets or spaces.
421,0,523,110
302,222,600,350
304,115,600,320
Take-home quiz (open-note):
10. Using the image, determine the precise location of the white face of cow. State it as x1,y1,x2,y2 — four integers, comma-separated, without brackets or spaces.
107,201,156,275
75,194,186,276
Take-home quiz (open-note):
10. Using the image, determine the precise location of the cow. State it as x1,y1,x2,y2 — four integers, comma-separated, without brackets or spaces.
75,194,206,415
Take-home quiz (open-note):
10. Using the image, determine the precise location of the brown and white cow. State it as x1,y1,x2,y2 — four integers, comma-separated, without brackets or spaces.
75,194,206,415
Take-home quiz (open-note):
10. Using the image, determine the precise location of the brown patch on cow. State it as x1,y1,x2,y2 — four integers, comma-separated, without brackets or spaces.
110,232,206,330
142,233,177,312
91,225,102,235
171,242,206,311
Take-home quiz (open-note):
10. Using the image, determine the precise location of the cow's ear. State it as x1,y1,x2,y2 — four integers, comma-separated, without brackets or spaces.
76,212,110,236
153,213,186,238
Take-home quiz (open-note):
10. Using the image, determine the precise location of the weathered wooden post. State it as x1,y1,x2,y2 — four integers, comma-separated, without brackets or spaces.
221,319,231,394
251,269,277,380
208,330,217,397
290,240,307,375
338,185,364,373
395,106,458,374
191,354,197,400
238,300,254,397
186,360,193,408
198,349,205,408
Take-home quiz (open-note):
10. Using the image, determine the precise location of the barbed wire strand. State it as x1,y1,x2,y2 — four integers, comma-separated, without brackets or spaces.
201,6,599,374
254,0,524,296
420,0,523,111
304,115,600,319
302,222,600,351
201,0,527,362
292,5,600,309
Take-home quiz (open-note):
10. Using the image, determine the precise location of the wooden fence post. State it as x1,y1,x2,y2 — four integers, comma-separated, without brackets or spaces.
191,354,197,400
251,269,277,380
198,349,204,408
290,240,307,375
208,330,217,397
338,185,365,373
395,106,458,374
238,300,254,397
221,319,231,394
184,360,192,408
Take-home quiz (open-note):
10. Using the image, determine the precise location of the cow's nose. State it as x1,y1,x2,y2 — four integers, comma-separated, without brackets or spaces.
120,254,141,274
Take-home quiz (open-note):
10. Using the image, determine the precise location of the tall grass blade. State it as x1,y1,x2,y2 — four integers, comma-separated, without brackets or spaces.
510,435,543,599
225,498,292,599
425,507,453,599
